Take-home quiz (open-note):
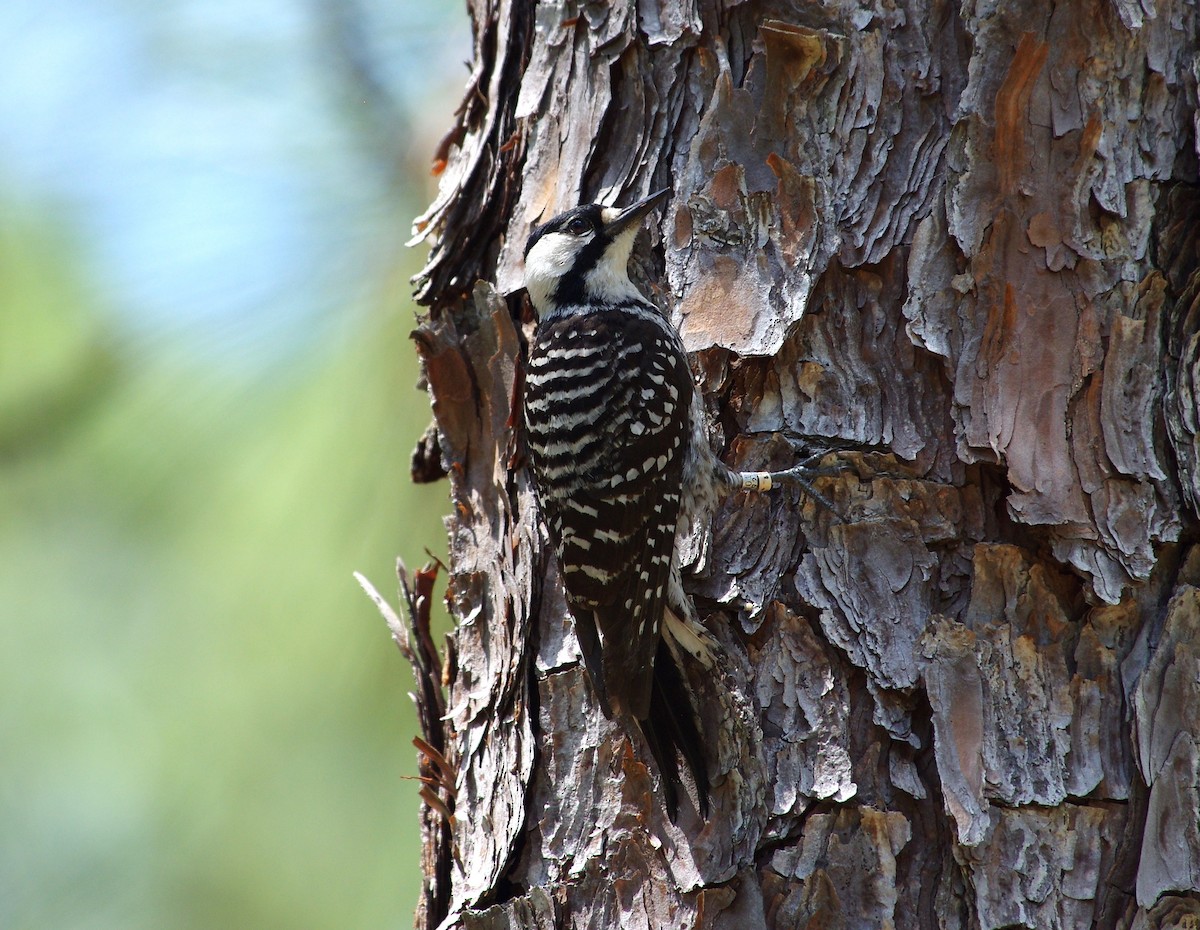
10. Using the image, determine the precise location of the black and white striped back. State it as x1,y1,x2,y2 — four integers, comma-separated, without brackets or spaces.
524,299,693,719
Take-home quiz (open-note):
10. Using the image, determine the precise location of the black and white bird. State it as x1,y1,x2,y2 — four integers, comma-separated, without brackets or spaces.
522,189,825,820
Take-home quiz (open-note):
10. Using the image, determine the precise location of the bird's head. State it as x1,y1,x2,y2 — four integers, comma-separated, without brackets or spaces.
523,189,669,314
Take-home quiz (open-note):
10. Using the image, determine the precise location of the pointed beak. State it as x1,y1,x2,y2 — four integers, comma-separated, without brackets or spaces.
603,189,670,238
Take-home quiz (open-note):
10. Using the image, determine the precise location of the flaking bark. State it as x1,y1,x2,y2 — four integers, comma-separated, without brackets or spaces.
397,1,1200,928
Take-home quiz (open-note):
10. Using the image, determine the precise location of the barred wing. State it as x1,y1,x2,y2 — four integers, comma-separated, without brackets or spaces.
524,306,693,719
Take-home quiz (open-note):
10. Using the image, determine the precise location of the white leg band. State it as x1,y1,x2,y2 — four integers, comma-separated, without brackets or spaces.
741,472,772,492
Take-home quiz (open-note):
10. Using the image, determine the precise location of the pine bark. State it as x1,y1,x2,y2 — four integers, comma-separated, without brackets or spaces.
399,1,1200,928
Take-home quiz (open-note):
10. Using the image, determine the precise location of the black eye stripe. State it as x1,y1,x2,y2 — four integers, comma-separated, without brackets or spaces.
526,204,605,256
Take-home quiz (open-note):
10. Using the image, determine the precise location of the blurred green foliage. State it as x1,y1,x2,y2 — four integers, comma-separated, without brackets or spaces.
0,195,448,927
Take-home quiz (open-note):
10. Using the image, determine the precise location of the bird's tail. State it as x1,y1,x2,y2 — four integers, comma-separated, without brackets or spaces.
640,635,711,823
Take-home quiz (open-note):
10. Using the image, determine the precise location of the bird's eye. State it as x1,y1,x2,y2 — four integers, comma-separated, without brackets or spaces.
566,218,591,236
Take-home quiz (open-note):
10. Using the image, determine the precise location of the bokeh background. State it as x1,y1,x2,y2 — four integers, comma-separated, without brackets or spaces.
1,2,465,927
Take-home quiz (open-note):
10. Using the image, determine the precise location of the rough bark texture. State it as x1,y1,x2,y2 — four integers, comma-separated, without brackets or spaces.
401,1,1200,928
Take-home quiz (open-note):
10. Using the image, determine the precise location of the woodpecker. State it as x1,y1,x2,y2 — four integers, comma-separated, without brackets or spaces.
522,189,826,821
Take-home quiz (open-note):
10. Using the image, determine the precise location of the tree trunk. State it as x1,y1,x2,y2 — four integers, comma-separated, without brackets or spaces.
398,1,1200,928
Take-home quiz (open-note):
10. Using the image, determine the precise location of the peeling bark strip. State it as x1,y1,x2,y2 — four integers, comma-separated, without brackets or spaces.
404,1,1199,928
357,565,453,928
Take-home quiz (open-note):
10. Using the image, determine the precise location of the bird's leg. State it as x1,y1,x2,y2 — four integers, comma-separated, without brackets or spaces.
733,450,850,521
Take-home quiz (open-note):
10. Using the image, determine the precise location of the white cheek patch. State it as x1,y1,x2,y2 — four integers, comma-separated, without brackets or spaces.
524,232,587,309
526,232,577,276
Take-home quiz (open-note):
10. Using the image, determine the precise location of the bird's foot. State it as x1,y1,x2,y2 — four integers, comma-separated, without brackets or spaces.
735,449,853,520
